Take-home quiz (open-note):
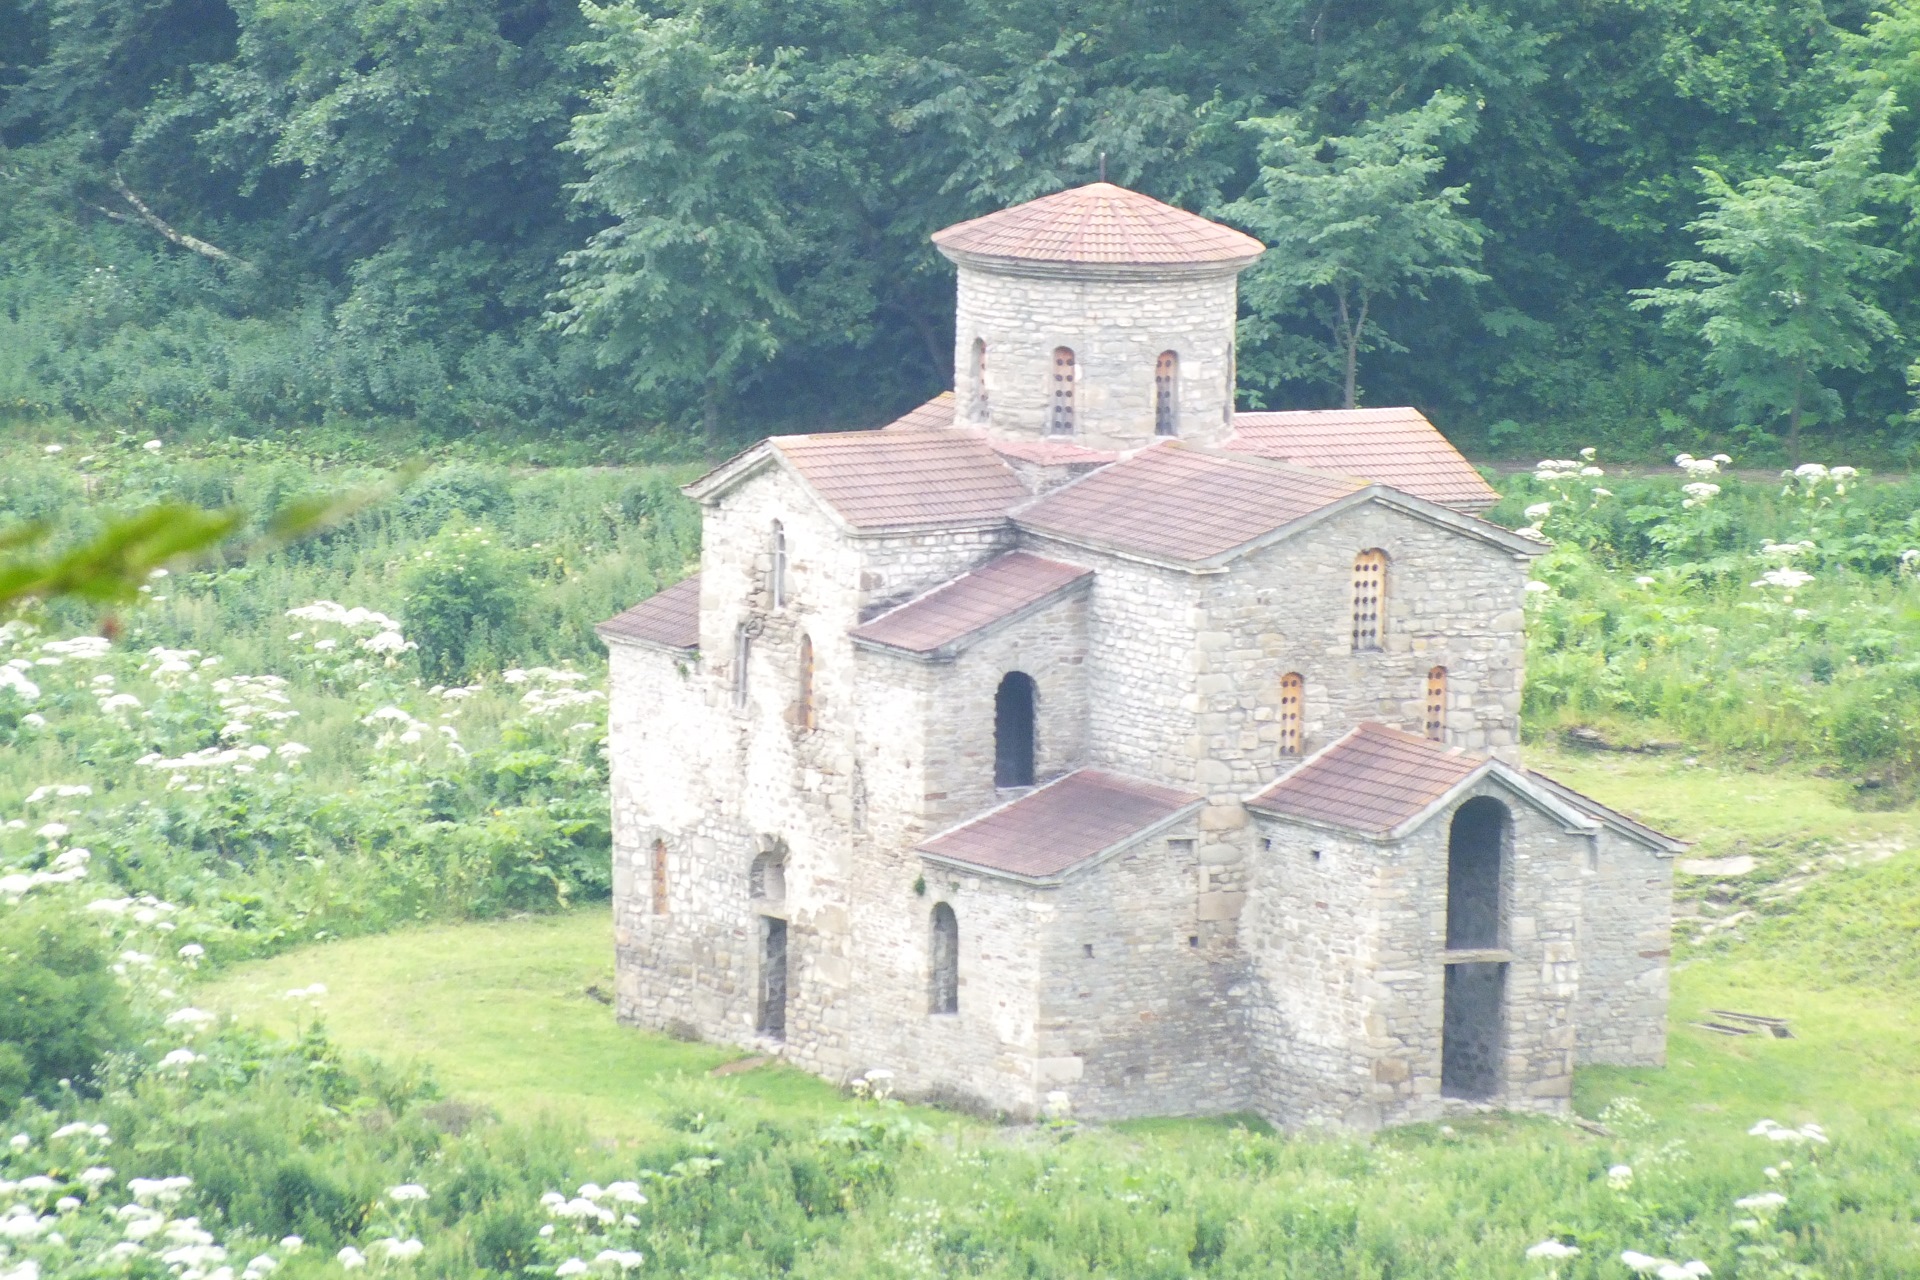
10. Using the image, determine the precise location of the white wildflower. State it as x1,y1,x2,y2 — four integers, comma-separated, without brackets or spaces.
555,1260,588,1278
1607,1164,1633,1190
1526,1240,1579,1259
387,1184,429,1203
336,1246,366,1269
179,943,206,960
1735,1192,1788,1210
1752,567,1813,591
164,1007,216,1030
373,1238,423,1261
143,440,163,452
595,1250,645,1270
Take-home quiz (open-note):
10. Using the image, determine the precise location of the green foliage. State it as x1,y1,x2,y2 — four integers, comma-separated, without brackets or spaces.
1225,92,1488,409
402,526,535,683
1633,95,1905,462
0,898,133,1108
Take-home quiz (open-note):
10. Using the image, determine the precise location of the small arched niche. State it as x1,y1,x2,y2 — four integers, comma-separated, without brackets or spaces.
994,671,1037,788
929,902,959,1015
750,846,787,905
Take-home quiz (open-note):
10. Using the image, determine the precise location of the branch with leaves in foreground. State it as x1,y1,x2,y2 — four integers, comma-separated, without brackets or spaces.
0,475,414,616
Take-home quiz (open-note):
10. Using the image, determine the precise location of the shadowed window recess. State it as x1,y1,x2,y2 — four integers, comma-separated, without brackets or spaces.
994,671,1037,788
929,902,958,1014
1426,666,1447,741
770,520,787,609
795,633,816,731
731,624,752,708
970,338,989,421
757,915,787,1039
1351,550,1386,651
650,839,668,915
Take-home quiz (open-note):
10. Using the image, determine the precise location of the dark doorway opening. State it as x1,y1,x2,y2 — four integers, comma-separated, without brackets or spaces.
994,672,1036,788
1442,961,1506,1100
1446,796,1509,950
757,916,787,1039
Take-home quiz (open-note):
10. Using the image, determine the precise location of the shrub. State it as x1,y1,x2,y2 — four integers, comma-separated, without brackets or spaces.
402,525,536,682
0,899,134,1107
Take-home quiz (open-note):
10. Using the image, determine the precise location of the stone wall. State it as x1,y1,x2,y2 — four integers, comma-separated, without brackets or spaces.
950,259,1242,452
1574,828,1672,1066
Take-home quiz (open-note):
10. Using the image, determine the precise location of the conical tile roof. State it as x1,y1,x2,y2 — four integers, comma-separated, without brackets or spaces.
932,182,1263,266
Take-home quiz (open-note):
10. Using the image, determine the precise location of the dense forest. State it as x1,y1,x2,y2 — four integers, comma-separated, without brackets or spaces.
6,0,1920,460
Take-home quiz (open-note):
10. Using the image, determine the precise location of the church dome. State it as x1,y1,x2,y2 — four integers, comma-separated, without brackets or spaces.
932,182,1263,268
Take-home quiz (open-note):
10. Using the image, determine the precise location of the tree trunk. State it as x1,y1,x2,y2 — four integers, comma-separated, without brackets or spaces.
1787,368,1804,467
106,172,253,270
1338,289,1368,410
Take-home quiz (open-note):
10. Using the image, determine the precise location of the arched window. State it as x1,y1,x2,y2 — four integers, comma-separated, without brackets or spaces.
1049,348,1076,436
970,338,989,421
1154,351,1178,436
650,839,668,915
1351,550,1387,651
796,633,816,731
929,903,959,1014
1426,666,1447,741
750,848,786,903
994,671,1037,788
770,521,787,610
732,624,752,709
1278,672,1304,755
1446,796,1509,950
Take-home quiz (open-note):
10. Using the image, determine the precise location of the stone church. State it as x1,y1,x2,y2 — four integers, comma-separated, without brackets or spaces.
598,183,1681,1128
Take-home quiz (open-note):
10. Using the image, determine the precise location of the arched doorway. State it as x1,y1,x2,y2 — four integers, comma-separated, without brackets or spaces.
994,672,1036,788
1442,796,1510,1101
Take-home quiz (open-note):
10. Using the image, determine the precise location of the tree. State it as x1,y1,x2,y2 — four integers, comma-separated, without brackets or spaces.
1223,92,1487,410
1632,95,1902,463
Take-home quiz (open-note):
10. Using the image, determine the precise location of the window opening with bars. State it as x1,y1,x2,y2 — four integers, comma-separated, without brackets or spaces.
1278,672,1304,755
770,521,787,609
732,624,752,708
1351,550,1386,651
1049,348,1076,435
1426,666,1447,740
970,338,989,421
1154,351,1178,435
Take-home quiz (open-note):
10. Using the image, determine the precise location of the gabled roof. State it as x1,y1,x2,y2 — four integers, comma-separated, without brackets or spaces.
597,576,701,653
883,392,956,432
1246,723,1484,837
988,437,1117,468
932,182,1264,268
1227,407,1500,513
918,769,1203,883
685,429,1028,533
1245,723,1682,854
1012,442,1542,570
850,552,1092,660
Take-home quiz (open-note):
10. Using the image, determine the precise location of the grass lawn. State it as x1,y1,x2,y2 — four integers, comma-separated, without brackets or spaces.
201,746,1920,1155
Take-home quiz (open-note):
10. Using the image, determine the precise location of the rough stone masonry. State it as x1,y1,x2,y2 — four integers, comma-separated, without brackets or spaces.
598,182,1683,1128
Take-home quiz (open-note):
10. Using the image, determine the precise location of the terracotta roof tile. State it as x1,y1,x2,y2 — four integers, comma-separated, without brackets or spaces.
772,429,1028,531
918,770,1202,880
1246,723,1485,836
850,552,1091,657
882,392,956,432
597,575,701,651
933,183,1264,267
1227,407,1499,512
1014,442,1365,565
989,437,1117,467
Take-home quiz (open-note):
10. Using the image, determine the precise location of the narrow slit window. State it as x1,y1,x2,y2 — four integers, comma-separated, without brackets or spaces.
1154,351,1178,436
650,839,668,915
770,521,787,609
970,338,989,421
1352,550,1387,651
732,624,752,709
1049,348,1076,436
1279,672,1304,755
929,903,959,1014
797,633,816,731
1426,666,1447,741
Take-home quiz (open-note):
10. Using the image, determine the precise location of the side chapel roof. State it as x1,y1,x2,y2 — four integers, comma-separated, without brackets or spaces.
685,429,1028,533
917,769,1203,882
596,575,701,652
932,182,1265,268
1227,407,1501,513
850,552,1092,659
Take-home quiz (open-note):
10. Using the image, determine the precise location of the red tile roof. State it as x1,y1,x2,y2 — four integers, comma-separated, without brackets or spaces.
932,183,1264,267
1246,723,1484,836
850,553,1092,658
989,437,1117,467
1227,407,1500,513
882,392,956,432
918,770,1203,880
1014,442,1366,565
772,429,1028,531
597,575,701,651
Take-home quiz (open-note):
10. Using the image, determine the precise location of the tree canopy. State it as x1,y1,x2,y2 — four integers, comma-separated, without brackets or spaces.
4,0,1920,459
